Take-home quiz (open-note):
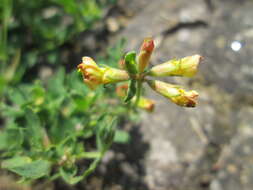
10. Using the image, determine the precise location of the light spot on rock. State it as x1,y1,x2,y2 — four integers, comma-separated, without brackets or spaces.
230,41,242,52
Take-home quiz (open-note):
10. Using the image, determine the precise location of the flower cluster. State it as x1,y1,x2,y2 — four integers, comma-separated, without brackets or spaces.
78,38,202,111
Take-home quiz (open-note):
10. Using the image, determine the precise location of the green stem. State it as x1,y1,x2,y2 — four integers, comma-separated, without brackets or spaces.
1,0,12,69
76,151,101,159
49,173,60,182
135,79,142,106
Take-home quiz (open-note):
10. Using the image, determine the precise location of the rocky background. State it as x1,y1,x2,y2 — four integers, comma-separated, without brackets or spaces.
2,0,253,190
105,0,253,190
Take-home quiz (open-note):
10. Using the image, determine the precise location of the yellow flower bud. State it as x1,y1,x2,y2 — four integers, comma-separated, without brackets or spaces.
78,57,130,90
137,37,155,73
149,54,203,77
135,97,155,112
147,80,198,107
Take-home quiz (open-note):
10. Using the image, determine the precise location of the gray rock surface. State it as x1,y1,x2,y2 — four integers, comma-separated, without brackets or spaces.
114,0,253,189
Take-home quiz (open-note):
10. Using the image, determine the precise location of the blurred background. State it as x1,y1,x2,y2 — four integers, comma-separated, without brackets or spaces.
1,0,253,190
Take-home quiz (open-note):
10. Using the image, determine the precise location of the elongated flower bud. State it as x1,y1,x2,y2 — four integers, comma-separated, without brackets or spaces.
137,37,155,73
149,55,203,77
78,57,130,89
147,80,198,107
103,68,130,84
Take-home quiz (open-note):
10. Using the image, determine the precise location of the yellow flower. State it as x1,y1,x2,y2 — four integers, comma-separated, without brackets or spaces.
147,80,198,107
78,57,105,89
149,55,203,77
78,57,130,90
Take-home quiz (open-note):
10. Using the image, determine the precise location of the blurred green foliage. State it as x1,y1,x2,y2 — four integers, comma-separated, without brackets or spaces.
0,0,133,184
0,0,115,82
0,66,131,183
1,0,101,55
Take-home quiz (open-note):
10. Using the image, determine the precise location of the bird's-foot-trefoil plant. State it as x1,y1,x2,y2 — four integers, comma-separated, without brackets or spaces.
78,37,202,109
0,37,202,186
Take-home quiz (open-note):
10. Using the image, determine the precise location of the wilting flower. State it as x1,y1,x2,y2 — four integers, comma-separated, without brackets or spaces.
78,57,105,89
137,37,155,73
78,57,129,89
149,55,203,77
147,80,198,107
116,84,155,112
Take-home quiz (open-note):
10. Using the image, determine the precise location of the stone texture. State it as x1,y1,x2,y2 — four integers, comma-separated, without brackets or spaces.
114,0,210,51
201,0,253,95
113,0,253,189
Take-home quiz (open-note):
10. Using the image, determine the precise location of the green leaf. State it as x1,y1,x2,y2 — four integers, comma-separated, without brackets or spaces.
2,157,51,179
0,120,24,150
60,166,82,185
66,70,88,93
2,157,31,168
24,108,43,148
0,132,8,150
124,79,136,103
114,130,130,144
72,93,95,112
0,103,24,117
95,114,108,151
5,127,24,149
124,51,137,75
66,158,102,184
47,67,66,98
81,157,100,179
0,76,6,95
31,82,45,104
6,87,27,105
95,116,118,152
101,117,117,149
